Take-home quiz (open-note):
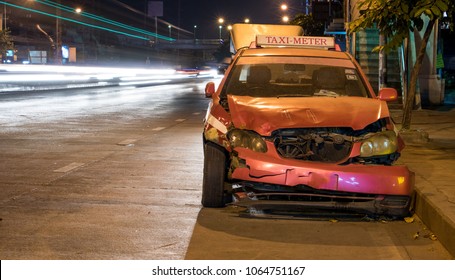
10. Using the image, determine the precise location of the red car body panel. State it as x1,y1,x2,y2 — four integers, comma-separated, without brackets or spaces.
231,144,414,196
228,95,392,135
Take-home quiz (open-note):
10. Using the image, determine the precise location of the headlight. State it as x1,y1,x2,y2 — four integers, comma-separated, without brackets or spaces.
228,129,267,153
360,131,397,157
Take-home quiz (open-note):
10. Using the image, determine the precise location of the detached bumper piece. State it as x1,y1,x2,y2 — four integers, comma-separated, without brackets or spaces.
232,185,413,219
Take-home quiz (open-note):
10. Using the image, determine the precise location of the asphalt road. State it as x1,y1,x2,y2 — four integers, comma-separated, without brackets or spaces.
0,80,452,260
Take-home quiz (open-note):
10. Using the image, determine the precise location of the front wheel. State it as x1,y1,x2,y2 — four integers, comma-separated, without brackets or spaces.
201,143,227,207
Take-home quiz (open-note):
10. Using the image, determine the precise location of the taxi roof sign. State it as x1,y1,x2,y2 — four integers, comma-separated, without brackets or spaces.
230,24,303,52
256,35,335,49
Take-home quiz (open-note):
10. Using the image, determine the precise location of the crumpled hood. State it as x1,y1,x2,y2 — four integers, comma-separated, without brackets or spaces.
227,95,391,136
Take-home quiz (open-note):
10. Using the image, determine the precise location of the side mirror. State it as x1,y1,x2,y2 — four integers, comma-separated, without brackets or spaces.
205,82,216,98
378,88,398,102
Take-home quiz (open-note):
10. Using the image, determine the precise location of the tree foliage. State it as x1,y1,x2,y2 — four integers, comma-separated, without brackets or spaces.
349,0,454,130
290,14,324,36
350,0,452,52
0,28,15,57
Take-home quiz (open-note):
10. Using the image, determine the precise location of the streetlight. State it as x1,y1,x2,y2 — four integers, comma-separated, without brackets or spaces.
217,18,226,41
168,25,171,38
193,25,197,39
75,7,82,14
244,18,250,23
280,3,294,24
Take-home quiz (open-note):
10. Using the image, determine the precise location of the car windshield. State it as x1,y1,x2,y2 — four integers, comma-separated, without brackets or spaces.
223,56,369,98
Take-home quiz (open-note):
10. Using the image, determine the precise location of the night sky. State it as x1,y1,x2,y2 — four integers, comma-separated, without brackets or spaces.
119,0,307,39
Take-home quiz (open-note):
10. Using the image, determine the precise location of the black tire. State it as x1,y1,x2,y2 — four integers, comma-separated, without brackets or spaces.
201,143,227,207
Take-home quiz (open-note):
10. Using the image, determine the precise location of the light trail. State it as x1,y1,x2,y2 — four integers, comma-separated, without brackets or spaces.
35,0,173,40
0,1,173,41
0,65,219,92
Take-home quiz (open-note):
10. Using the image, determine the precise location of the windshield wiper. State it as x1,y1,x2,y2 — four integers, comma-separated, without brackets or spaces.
276,94,311,98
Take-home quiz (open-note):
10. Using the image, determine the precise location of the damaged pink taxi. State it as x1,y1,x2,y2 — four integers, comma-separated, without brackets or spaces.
202,24,414,218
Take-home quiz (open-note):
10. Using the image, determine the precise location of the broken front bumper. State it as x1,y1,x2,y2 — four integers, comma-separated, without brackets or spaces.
229,145,414,216
231,145,414,196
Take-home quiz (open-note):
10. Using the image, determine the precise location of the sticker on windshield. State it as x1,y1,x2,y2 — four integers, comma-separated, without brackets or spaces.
346,74,358,80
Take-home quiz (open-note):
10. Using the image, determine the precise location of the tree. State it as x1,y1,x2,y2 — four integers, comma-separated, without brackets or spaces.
290,13,324,36
0,28,15,63
349,0,454,130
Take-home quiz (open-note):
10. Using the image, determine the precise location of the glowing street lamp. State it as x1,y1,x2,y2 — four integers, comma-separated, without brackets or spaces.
218,17,224,24
168,25,171,38
244,18,250,23
280,3,293,24
75,7,82,13
193,25,197,39
218,25,222,40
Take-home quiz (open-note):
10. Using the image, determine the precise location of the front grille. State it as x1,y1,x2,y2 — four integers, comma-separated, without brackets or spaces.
232,183,412,218
270,128,355,163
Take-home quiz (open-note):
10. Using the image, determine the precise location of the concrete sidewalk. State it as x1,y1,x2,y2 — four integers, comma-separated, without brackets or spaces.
392,105,455,257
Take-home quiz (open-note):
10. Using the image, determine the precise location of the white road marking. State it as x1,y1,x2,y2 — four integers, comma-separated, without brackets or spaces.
152,127,166,131
175,119,186,122
54,162,85,173
117,139,137,146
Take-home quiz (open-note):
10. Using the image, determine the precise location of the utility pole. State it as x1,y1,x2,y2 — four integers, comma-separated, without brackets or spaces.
1,2,6,31
378,33,386,90
55,0,61,64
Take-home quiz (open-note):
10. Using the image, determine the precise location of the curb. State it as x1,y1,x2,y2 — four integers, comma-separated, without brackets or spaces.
393,108,455,257
399,129,430,144
414,186,455,257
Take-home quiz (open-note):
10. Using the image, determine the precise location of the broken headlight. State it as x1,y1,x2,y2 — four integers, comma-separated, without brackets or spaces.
228,129,267,153
360,130,398,157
